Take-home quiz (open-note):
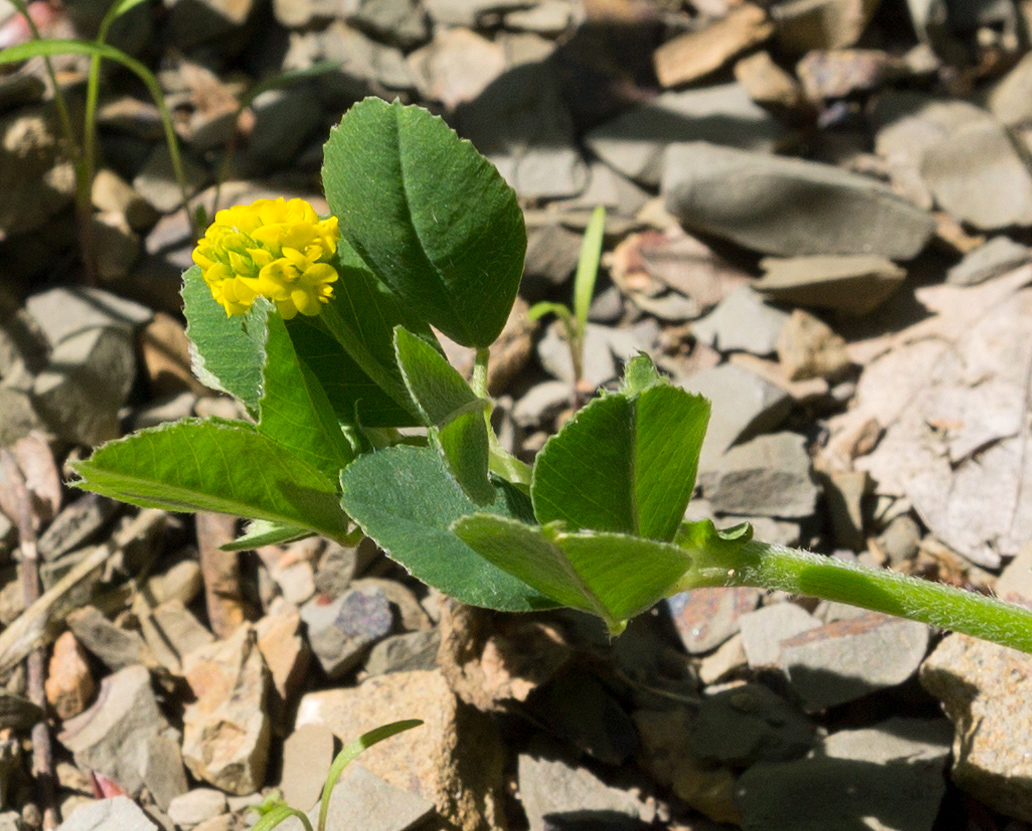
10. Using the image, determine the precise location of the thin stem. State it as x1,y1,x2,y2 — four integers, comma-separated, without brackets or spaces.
678,538,1032,655
471,347,490,399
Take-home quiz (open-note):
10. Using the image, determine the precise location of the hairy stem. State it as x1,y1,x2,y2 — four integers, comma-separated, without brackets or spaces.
678,538,1032,655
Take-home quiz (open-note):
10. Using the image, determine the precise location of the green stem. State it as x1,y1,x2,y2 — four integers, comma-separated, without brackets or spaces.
678,539,1032,654
471,347,490,399
470,346,532,487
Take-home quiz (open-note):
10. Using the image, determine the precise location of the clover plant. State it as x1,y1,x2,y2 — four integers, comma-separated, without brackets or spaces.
72,97,1032,652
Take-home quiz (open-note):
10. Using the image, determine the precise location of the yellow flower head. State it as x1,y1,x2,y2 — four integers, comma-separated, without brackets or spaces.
192,198,340,319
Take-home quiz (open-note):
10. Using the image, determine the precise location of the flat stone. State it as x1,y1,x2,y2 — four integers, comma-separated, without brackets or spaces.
920,633,1032,822
91,169,158,231
875,514,922,567
663,142,935,259
700,432,819,518
56,797,157,831
988,50,1032,127
518,753,655,831
779,612,931,709
351,0,428,49
255,603,309,704
459,61,586,200
921,117,1032,230
423,0,525,26
520,223,582,301
946,235,1031,286
33,326,136,446
503,1,572,35
66,606,158,672
690,683,815,765
37,494,119,562
280,723,336,811
586,84,788,187
734,51,804,109
365,629,440,675
408,28,506,110
698,633,747,684
296,669,507,831
132,145,207,215
272,0,356,28
771,0,881,53
277,764,436,831
739,602,821,668
512,380,573,429
257,545,316,606
754,255,907,315
314,537,379,598
139,599,214,675
654,3,773,88
821,469,869,551
678,364,792,468
165,0,256,47
25,287,152,349
182,625,271,795
996,542,1032,605
58,666,187,807
736,718,950,831
692,287,790,356
301,584,393,679
167,789,227,827
796,49,906,101
665,586,762,654
232,88,325,178
554,160,650,217
777,309,850,382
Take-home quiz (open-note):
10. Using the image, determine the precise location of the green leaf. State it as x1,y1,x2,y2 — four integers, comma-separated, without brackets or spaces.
317,720,423,831
531,362,711,542
182,267,268,415
250,804,313,831
322,97,525,348
339,445,558,612
221,520,313,552
72,419,350,541
452,515,693,634
394,327,492,504
259,312,354,480
574,205,606,337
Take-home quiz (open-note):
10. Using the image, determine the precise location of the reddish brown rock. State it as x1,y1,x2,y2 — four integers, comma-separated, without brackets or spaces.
45,631,95,720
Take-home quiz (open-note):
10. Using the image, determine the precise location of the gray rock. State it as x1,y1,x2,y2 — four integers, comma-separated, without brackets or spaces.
521,222,582,301
663,142,936,259
921,118,1032,230
770,0,881,54
555,161,650,218
988,51,1032,128
537,323,618,389
365,629,440,675
512,381,573,429
691,287,789,356
132,145,207,214
946,236,1031,286
875,514,922,567
700,432,819,518
586,84,788,187
821,469,869,551
25,287,152,349
423,0,525,26
57,797,157,831
167,789,227,827
678,364,791,468
407,28,506,111
690,683,815,765
38,494,119,563
518,754,655,831
754,255,907,316
231,88,325,177
459,62,587,200
739,602,821,668
665,586,762,655
779,612,931,709
350,0,428,49
301,585,394,678
872,92,989,165
314,537,379,599
996,542,1032,605
0,388,44,448
66,606,156,672
735,718,950,831
132,391,198,430
280,723,336,812
920,633,1032,822
57,666,187,808
32,327,136,447
273,0,357,28
278,763,435,831
504,1,572,35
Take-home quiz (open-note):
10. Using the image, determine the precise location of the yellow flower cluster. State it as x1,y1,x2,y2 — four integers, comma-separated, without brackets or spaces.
192,198,341,319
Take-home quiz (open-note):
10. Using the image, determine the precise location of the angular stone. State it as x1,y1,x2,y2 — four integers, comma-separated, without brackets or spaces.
257,544,316,606
587,84,788,187
996,542,1032,605
654,3,773,88
678,364,791,468
408,28,506,110
296,669,506,831
920,633,1032,822
165,0,256,48
56,797,157,831
780,612,930,709
796,49,906,101
701,432,819,518
512,381,573,429
32,327,136,446
272,0,356,28
182,625,271,795
255,603,309,704
351,0,428,49
365,629,440,675
754,255,907,315
734,50,804,109
301,584,393,678
45,632,95,721
777,309,850,382
739,602,821,668
25,287,152,349
314,537,379,599
280,723,336,811
921,118,1032,230
423,0,524,26
692,287,789,356
988,50,1032,127
504,1,572,35
91,169,158,231
37,494,119,562
167,789,227,827
698,633,747,684
91,211,140,281
771,0,881,53
821,469,869,551
736,718,950,831
663,142,935,259
521,223,581,300
140,599,214,674
231,88,324,178
58,666,187,807
66,606,158,672
665,586,762,654
459,60,586,200
946,236,1031,286
132,145,207,214
518,753,655,831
